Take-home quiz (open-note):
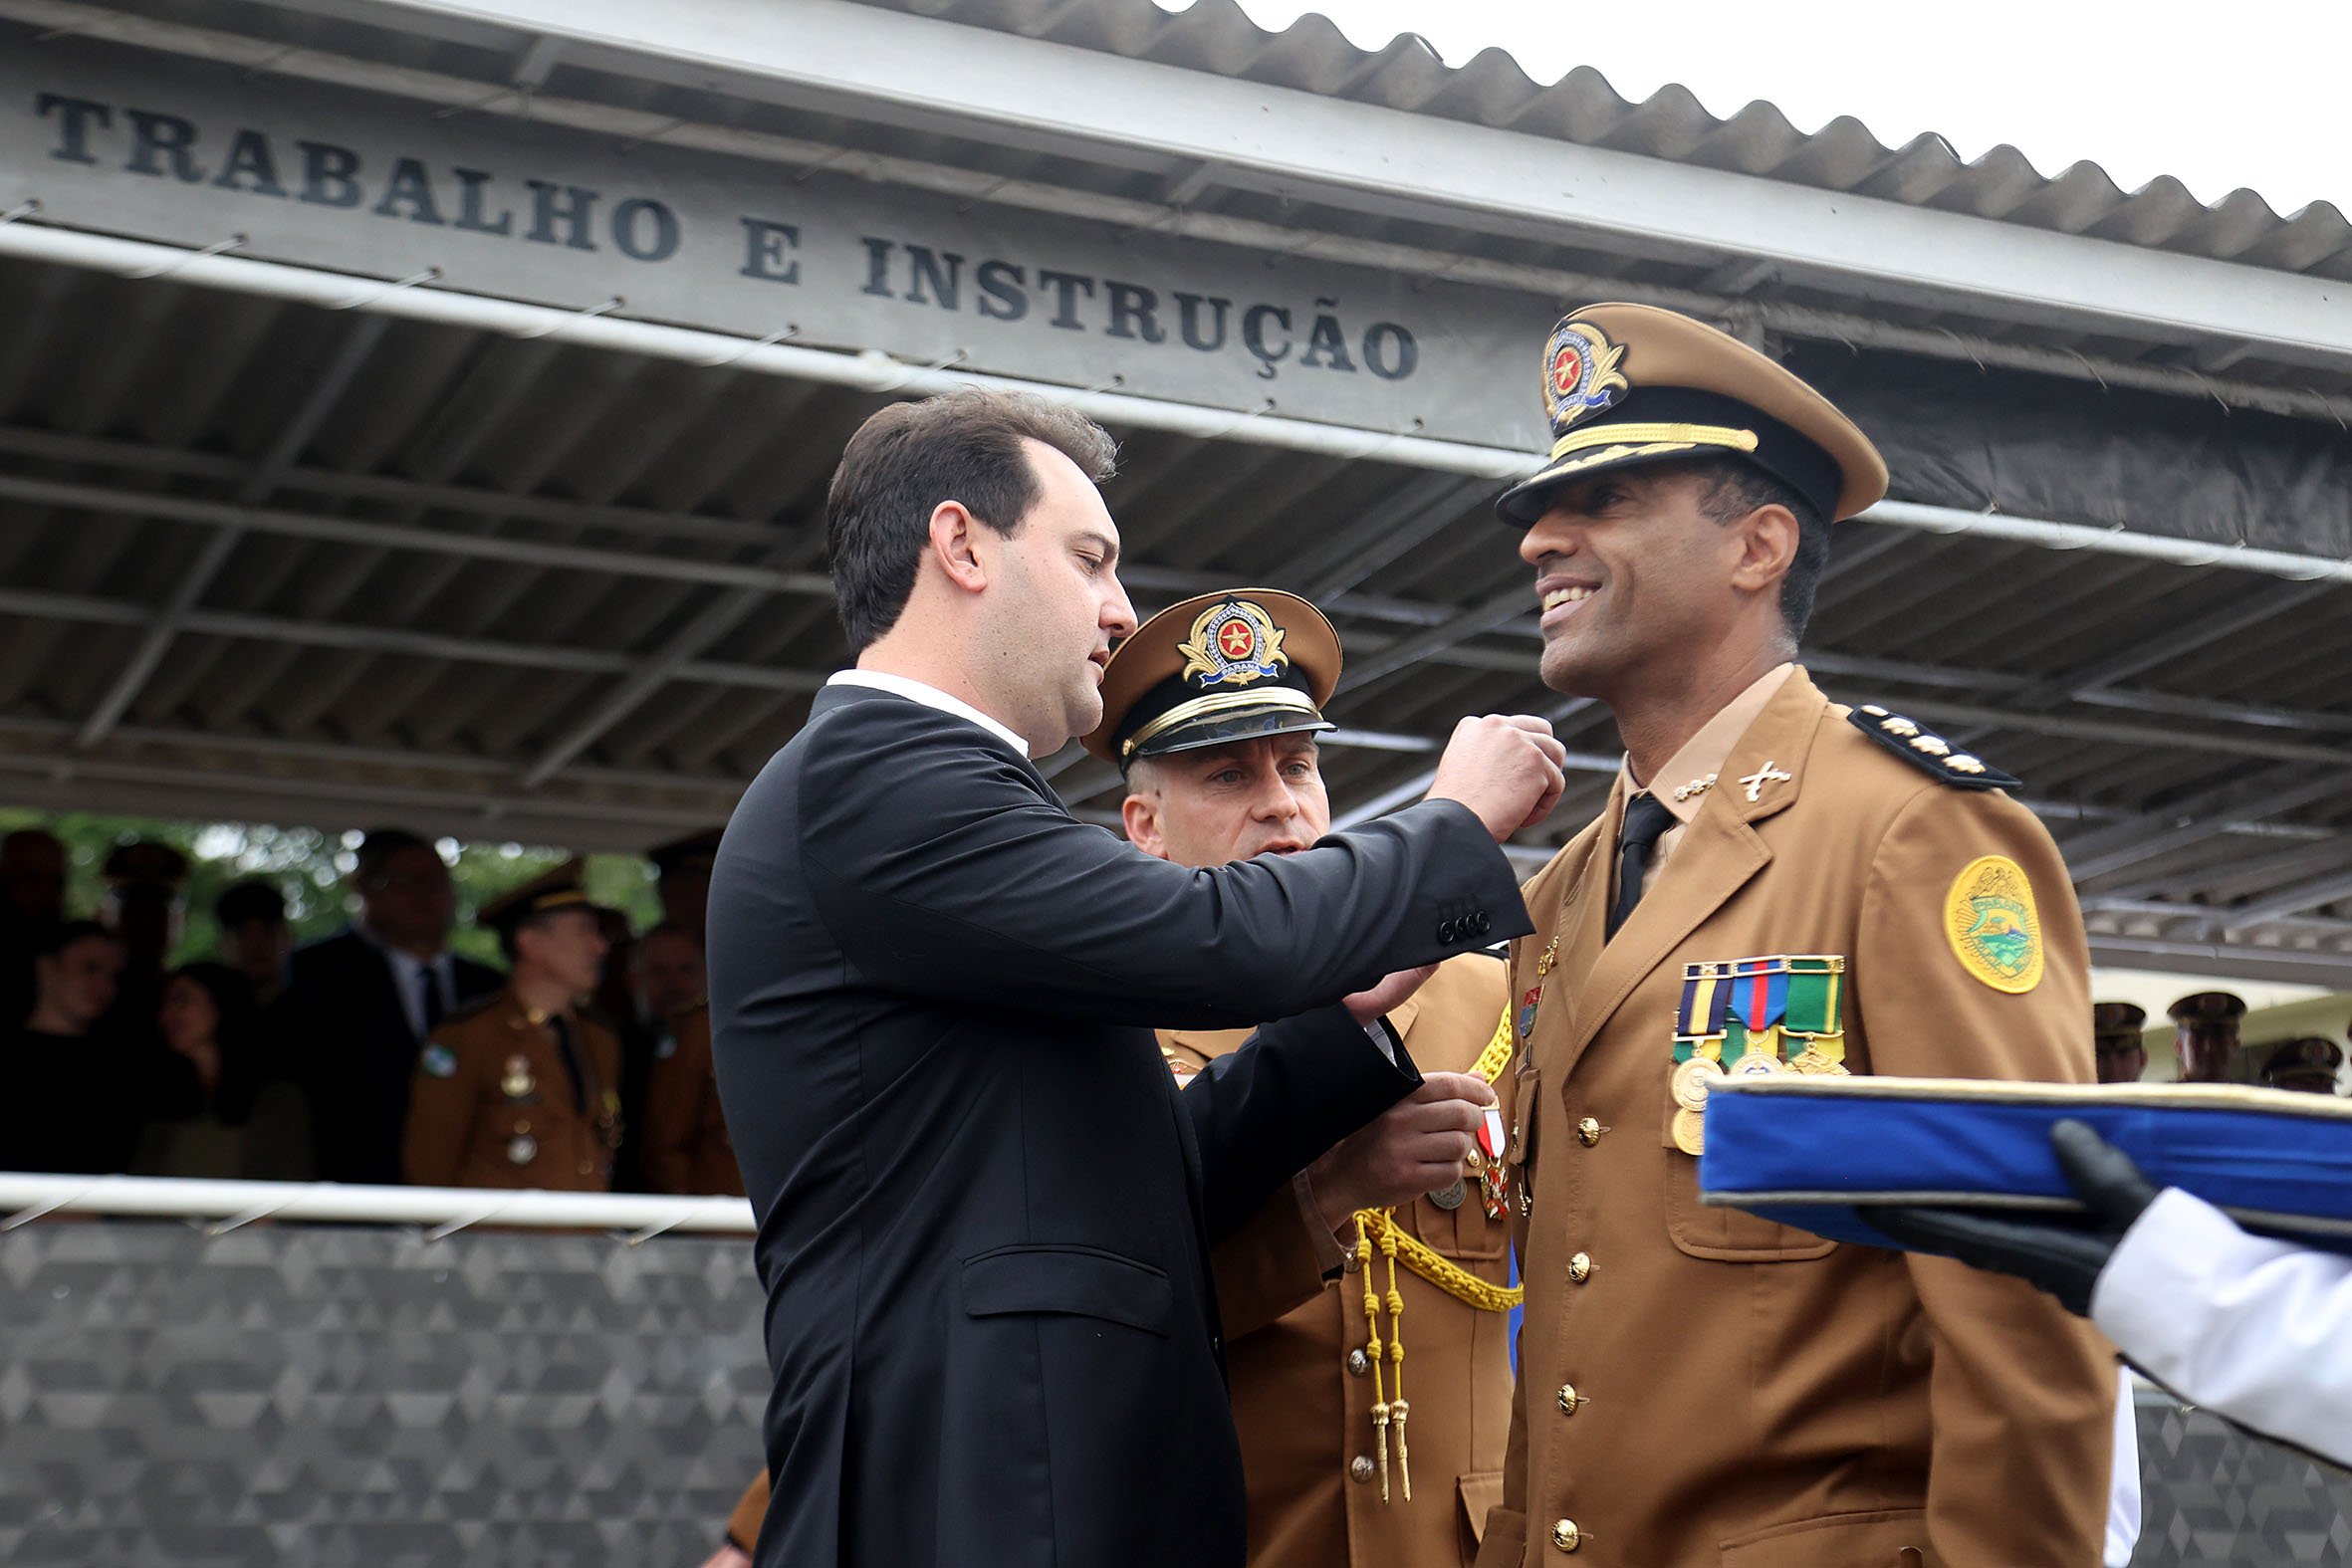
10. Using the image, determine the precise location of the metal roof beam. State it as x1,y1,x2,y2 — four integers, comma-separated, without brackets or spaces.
2061,773,2349,883
71,315,390,750
2081,936,2352,990
2222,866,2352,934
331,0,2352,365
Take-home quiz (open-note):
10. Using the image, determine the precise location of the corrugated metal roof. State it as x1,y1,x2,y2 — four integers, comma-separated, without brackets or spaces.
862,0,2352,281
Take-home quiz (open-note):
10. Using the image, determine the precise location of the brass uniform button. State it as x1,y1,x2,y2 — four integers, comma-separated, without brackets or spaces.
1576,1116,1602,1147
1349,1456,1376,1483
1346,1349,1370,1377
577,1161,594,1177
1568,1251,1593,1284
1341,1251,1361,1274
1550,1519,1582,1553
1556,1383,1583,1415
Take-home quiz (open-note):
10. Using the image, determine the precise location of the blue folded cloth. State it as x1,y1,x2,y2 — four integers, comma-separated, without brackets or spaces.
1699,1075,2352,1256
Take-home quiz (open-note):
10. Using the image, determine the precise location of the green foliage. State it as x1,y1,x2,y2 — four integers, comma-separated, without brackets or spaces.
0,809,663,969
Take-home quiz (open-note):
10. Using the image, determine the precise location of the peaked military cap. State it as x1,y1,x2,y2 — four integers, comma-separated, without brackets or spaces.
648,827,724,878
2260,1036,2343,1089
2168,991,2247,1027
1082,588,1340,771
2090,1002,2148,1047
479,860,592,935
1496,303,1890,527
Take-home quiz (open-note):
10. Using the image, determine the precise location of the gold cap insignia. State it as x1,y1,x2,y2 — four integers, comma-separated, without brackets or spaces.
1177,598,1290,691
1541,319,1630,436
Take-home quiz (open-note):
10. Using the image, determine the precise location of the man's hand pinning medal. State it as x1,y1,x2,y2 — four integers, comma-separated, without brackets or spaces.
1426,714,1568,840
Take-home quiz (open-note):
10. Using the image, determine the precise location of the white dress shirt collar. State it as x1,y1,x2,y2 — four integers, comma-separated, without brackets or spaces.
826,670,1032,758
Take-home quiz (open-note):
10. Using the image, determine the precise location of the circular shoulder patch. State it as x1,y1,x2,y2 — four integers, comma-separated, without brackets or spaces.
420,1041,459,1078
1943,855,2044,994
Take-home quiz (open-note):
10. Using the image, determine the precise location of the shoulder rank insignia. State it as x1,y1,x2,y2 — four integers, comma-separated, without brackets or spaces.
1847,705,2019,790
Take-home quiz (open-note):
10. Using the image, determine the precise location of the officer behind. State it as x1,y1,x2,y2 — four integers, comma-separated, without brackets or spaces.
402,864,623,1191
2091,1002,2148,1084
641,1002,741,1196
1087,588,1518,1568
2260,1035,2344,1095
2167,990,2244,1083
1479,304,2115,1565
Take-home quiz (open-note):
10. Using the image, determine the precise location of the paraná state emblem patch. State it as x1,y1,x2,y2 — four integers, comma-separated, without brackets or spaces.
1945,854,2044,994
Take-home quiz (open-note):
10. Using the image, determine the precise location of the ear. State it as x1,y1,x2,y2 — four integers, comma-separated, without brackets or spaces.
1726,502,1800,600
1121,789,1167,858
928,501,989,596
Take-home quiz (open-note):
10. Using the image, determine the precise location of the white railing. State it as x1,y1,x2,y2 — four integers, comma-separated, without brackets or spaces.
0,1172,756,1241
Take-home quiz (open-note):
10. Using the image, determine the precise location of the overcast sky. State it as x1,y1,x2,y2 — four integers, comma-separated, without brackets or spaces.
1161,0,2348,216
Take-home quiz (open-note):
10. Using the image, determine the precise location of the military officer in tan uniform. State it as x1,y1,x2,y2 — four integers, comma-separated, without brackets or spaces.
402,864,624,1191
640,1002,744,1195
1477,305,2116,1565
1096,588,1519,1568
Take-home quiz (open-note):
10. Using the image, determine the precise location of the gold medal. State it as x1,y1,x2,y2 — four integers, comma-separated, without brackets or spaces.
1670,1106,1707,1156
1670,1055,1724,1111
1730,1050,1786,1078
1790,1046,1851,1077
501,1054,535,1099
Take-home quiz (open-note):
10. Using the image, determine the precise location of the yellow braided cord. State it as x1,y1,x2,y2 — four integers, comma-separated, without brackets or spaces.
1356,1215,1391,1500
1352,1209,1525,1311
1473,1001,1516,1084
1382,1222,1411,1501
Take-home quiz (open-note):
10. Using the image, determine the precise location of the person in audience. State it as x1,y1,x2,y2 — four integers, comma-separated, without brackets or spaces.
401,865,622,1191
279,828,502,1185
648,828,723,947
215,879,294,1008
0,826,67,1028
2092,1003,2148,1085
146,961,260,1168
1,920,136,1173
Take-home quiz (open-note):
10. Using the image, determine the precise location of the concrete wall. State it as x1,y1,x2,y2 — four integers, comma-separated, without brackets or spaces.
0,1221,2342,1565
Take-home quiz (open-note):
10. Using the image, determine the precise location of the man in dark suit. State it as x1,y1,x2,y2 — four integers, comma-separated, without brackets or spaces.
278,828,503,1185
709,389,1566,1568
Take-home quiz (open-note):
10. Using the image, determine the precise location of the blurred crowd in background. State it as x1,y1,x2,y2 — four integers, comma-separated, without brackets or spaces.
0,818,739,1196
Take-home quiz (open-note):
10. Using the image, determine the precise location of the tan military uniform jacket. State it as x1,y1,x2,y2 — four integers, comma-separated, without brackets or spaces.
402,988,621,1191
1164,953,1518,1568
639,1004,744,1197
1478,669,2114,1568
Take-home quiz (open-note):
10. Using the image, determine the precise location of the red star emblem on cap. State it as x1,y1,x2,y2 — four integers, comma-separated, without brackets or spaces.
1218,619,1257,660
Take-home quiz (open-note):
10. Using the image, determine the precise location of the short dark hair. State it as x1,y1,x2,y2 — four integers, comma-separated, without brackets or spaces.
214,879,287,929
353,827,437,886
824,390,1119,651
1687,456,1830,640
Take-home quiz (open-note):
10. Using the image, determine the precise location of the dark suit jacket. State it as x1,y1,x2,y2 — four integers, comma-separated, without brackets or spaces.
708,685,1529,1568
278,929,502,1185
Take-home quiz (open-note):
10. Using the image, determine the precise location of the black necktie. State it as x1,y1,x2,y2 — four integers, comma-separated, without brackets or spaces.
417,967,444,1038
549,1014,589,1116
1607,793,1676,940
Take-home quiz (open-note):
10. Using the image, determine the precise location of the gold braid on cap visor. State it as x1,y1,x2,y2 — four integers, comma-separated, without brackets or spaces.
1119,687,1321,761
1546,421,1760,463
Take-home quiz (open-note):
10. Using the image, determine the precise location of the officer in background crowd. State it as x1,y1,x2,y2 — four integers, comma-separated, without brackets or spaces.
2259,1035,2344,1095
1479,304,2115,1565
401,864,622,1191
2167,991,2244,1083
640,1002,738,1197
2091,1003,2147,1085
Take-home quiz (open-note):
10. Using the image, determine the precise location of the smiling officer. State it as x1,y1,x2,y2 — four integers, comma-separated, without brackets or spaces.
1477,305,2117,1566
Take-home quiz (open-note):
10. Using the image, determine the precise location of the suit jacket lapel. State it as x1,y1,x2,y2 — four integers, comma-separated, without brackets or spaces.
1551,672,1832,1082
